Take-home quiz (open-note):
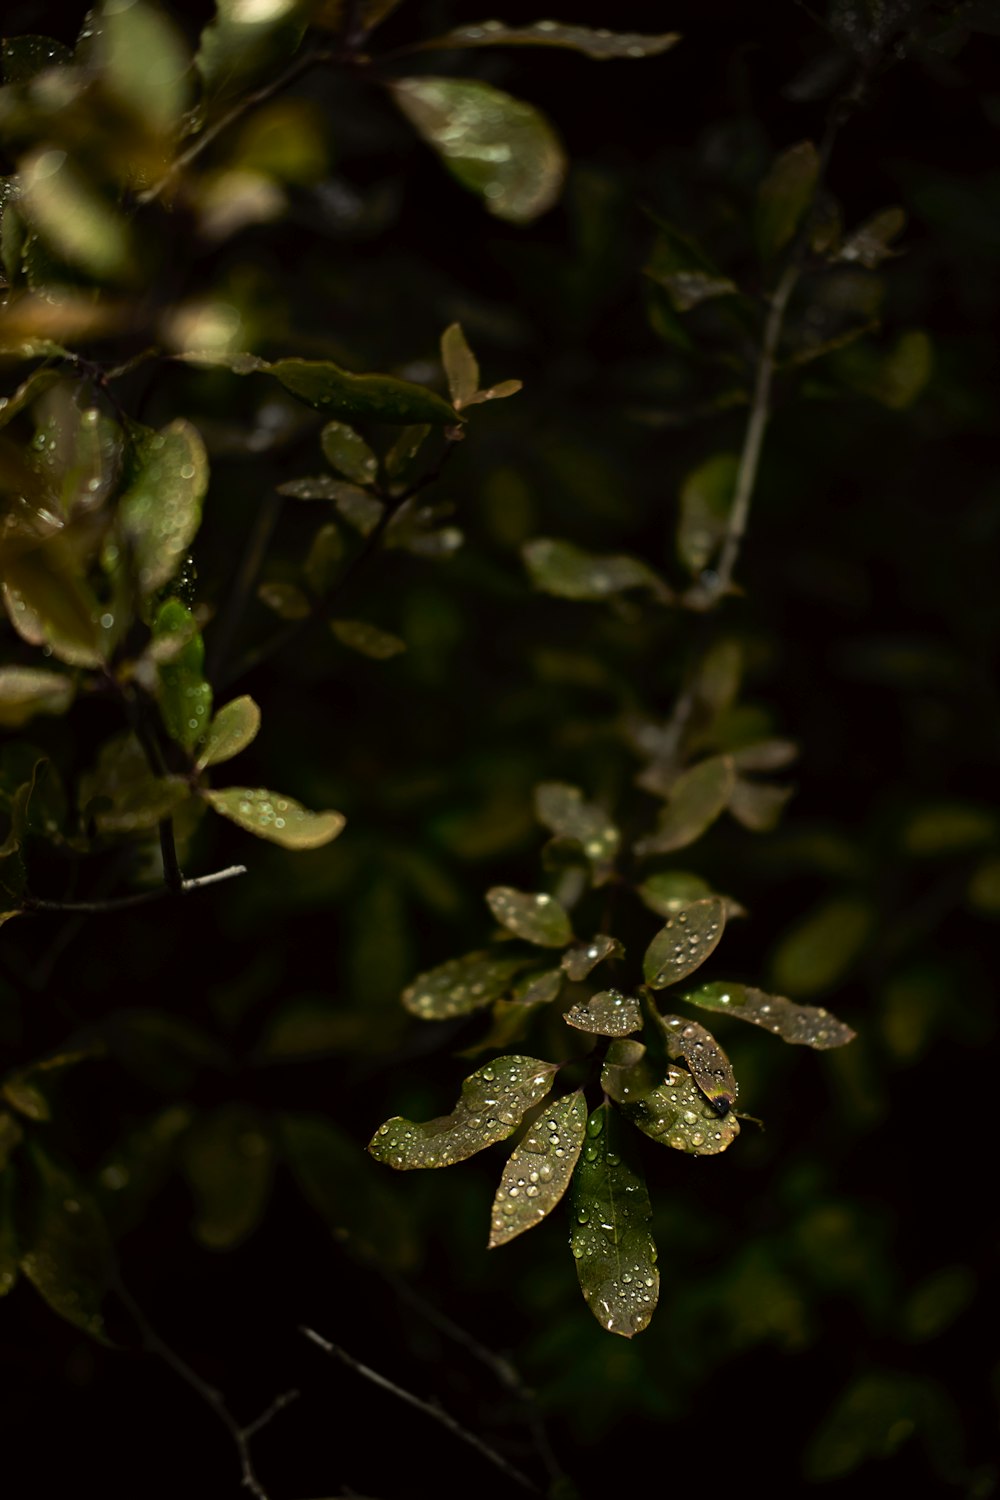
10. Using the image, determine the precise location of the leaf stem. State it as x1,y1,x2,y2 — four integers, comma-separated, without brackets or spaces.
22,864,247,914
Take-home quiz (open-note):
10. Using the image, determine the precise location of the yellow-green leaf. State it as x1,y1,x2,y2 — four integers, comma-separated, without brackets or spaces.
643,896,726,989
677,453,738,575
0,666,75,727
118,419,208,597
486,886,573,947
331,619,406,660
19,147,134,282
205,786,345,849
154,598,212,753
196,695,261,770
321,420,378,485
524,537,672,603
441,323,479,408
419,21,680,59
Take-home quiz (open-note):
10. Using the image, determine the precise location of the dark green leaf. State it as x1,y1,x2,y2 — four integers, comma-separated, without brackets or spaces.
419,21,680,59
402,948,529,1020
154,598,212,753
331,619,406,660
321,420,378,485
561,935,623,981
838,207,906,269
756,141,820,261
524,538,672,603
304,522,343,595
643,896,726,989
182,1105,273,1250
489,1091,587,1247
682,980,856,1048
118,420,208,597
534,781,620,883
655,1014,737,1112
565,989,641,1037
486,886,573,947
0,666,75,727
569,1104,658,1337
770,896,872,996
1,35,73,84
196,695,261,770
20,147,134,282
0,1165,17,1298
634,754,735,856
204,786,346,849
20,1145,112,1340
369,1056,558,1169
258,580,311,619
185,352,457,424
677,453,738,575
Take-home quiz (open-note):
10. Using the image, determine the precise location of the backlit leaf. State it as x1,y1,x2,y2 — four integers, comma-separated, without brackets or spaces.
20,1145,112,1340
524,537,672,603
419,21,680,59
565,989,641,1037
182,1105,273,1250
321,421,378,485
682,980,856,1048
390,76,566,224
153,598,212,753
369,1056,558,1169
561,935,622,981
569,1104,658,1337
534,781,620,883
0,666,75,727
2,550,104,667
331,619,406,660
441,323,479,408
655,1014,737,1113
204,787,345,849
756,141,819,261
402,948,528,1020
677,454,738,575
196,695,260,770
118,419,208,597
634,754,735,856
196,0,309,105
489,1090,586,1247
486,886,572,947
96,0,190,138
643,897,726,989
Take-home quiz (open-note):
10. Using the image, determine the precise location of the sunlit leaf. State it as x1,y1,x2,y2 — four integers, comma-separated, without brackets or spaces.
321,420,378,485
601,1041,740,1155
677,453,738,575
0,666,75,727
185,351,457,424
682,979,856,1048
569,1104,658,1337
19,148,134,282
402,948,529,1020
655,1013,737,1113
770,896,872,996
441,323,479,409
634,754,735,857
390,76,566,224
204,786,345,849
182,1105,273,1250
565,989,641,1037
20,1145,112,1340
258,580,311,619
561,934,623,981
196,695,260,771
489,1090,586,1248
643,896,726,989
331,618,406,660
524,538,672,603
486,886,573,947
756,141,819,261
728,776,794,832
118,419,208,597
534,781,620,883
837,207,906,269
153,598,212,753
419,20,680,59
369,1056,558,1169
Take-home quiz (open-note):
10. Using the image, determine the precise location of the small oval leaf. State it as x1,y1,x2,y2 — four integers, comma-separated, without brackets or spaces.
682,980,856,1049
634,754,735,857
655,1014,737,1113
204,786,345,849
643,897,726,989
321,421,378,485
196,695,261,770
489,1090,586,1248
0,666,75,728
565,989,641,1038
486,886,573,947
118,419,208,597
561,934,623,981
524,538,672,603
331,619,406,660
402,948,529,1020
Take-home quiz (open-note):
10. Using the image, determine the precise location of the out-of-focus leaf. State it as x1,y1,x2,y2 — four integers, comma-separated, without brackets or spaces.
728,776,794,832
96,1105,192,1235
0,367,61,429
304,523,343,595
20,1144,112,1340
441,323,479,409
968,857,1000,916
390,76,566,224
756,140,819,261
258,580,311,619
0,1111,24,1170
602,1041,740,1155
80,732,189,835
655,1013,737,1113
0,1166,17,1297
634,754,735,856
486,886,572,947
565,989,641,1037
489,1090,586,1248
384,424,431,479
331,619,406,660
101,1009,224,1093
2,550,104,668
1,35,73,83
770,895,872,996
204,786,345,849
3,1046,100,1123
19,148,134,282
402,948,528,1020
511,968,563,1005
369,1056,557,1169
677,453,738,575
182,1105,273,1250
534,781,620,883
419,21,680,59
731,738,798,772
195,0,309,105
196,695,260,770
0,666,75,727
643,896,726,989
835,329,933,409
561,935,623,982
683,980,856,1048
185,351,457,424
637,870,745,921
837,207,906,268
803,1370,941,1481
96,0,190,139
118,419,208,597
569,1103,658,1337
901,803,996,855
645,219,737,312
153,598,212,753
524,538,672,603
321,421,378,485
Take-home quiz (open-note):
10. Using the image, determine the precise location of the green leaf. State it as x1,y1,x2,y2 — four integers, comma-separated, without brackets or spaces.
645,219,737,312
441,323,479,408
80,731,189,834
636,870,744,922
524,537,672,603
96,1105,192,1236
634,754,735,856
756,141,819,261
534,781,620,884
96,0,190,137
728,776,794,832
561,935,623,981
20,1145,112,1341
902,802,997,855
677,454,739,575
419,21,680,59
511,968,564,1005
204,786,345,849
19,147,134,282
565,989,641,1038
569,1104,658,1337
331,619,406,660
643,896,726,989
385,424,431,479
402,948,529,1020
770,896,872,996
602,1044,740,1156
655,1014,737,1113
195,0,309,105
486,886,573,947
182,1105,273,1250
838,207,906,269
196,695,261,770
0,1166,18,1298
304,522,343,595
153,598,212,753
0,666,75,727
0,366,61,429
2,550,104,667
682,980,856,1048
258,580,311,619
321,421,378,485
186,352,457,424
369,1056,558,1169
390,76,566,224
838,329,933,410
3,1046,101,1123
489,1091,587,1248
118,419,208,597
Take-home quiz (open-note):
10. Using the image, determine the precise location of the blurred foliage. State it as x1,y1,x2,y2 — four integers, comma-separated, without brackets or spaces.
1,0,998,1496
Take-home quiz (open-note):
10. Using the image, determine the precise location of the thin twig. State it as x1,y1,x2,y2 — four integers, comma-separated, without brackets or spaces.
22,864,247,914
301,1327,543,1496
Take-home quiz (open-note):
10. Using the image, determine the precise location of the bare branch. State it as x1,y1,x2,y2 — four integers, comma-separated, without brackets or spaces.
23,864,247,915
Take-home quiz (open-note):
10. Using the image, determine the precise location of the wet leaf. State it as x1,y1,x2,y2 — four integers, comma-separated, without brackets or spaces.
20,1145,112,1340
321,421,378,485
756,141,819,261
565,989,641,1037
19,148,134,282
331,619,406,660
489,1091,586,1247
154,598,212,753
182,1105,273,1250
838,207,906,269
420,21,680,59
728,776,794,832
196,695,261,770
277,474,348,500
604,1046,741,1155
682,980,856,1048
369,1056,558,1169
0,666,75,727
390,76,566,224
441,323,479,408
643,896,726,989
524,537,672,603
0,367,61,429
677,454,738,575
561,935,623,981
770,896,872,996
204,786,345,849
402,948,529,1020
186,351,456,424
655,1014,737,1113
118,419,208,597
634,754,735,857
534,781,620,883
258,580,311,619
486,886,573,947
569,1104,658,1337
